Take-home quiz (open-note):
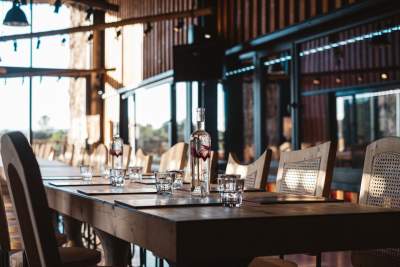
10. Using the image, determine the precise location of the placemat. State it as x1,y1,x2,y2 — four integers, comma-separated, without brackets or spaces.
77,187,157,196
49,180,111,187
43,176,83,181
243,194,340,204
115,196,222,209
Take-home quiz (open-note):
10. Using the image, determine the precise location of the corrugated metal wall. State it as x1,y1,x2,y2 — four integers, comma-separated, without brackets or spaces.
217,0,361,46
108,0,196,79
108,0,363,79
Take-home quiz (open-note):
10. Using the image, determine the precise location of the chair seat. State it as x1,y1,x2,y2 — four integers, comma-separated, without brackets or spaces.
10,247,102,267
248,257,298,267
351,250,400,267
59,247,102,267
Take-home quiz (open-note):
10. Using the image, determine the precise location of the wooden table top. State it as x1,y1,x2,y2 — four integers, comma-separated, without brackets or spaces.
15,160,400,266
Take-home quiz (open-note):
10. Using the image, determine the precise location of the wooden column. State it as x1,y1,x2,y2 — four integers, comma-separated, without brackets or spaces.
88,8,105,143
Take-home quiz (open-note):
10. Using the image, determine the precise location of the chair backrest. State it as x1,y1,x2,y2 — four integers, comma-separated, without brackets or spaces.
159,142,188,172
359,137,400,208
276,141,336,197
226,149,272,190
0,178,11,253
130,148,152,173
43,143,53,160
63,144,74,165
91,143,108,172
72,145,84,167
38,144,46,158
1,132,61,267
123,144,132,169
0,175,23,252
184,150,218,183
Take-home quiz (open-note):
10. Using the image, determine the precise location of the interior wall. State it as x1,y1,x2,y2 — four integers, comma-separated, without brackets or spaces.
107,0,197,79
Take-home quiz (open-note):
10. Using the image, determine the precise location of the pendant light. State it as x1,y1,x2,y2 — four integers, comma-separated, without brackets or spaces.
3,0,29,27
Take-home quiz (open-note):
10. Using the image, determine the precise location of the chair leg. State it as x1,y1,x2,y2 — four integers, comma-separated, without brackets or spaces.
23,252,29,267
0,248,10,267
316,252,322,267
140,248,147,267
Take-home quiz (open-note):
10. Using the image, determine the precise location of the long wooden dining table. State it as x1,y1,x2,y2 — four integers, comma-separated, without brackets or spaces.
4,159,400,267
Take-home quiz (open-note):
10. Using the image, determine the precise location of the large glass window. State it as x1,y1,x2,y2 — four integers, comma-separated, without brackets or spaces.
0,78,30,137
176,82,187,142
134,83,171,163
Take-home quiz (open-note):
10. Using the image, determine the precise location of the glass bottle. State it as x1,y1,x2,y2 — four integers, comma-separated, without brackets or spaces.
190,108,211,197
110,122,123,169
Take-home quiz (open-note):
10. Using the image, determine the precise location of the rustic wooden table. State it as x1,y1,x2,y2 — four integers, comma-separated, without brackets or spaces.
5,160,400,267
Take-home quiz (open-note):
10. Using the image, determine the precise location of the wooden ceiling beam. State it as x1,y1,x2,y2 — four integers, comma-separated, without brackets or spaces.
64,0,119,12
0,66,115,78
0,7,213,42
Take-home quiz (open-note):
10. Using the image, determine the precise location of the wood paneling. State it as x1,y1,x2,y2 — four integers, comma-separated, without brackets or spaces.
104,0,364,79
107,0,195,79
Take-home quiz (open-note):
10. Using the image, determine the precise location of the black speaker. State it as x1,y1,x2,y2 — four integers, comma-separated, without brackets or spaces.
173,42,224,82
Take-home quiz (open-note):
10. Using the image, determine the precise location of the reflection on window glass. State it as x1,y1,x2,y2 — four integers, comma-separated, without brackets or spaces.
337,89,400,168
0,78,30,138
176,82,187,142
135,83,171,163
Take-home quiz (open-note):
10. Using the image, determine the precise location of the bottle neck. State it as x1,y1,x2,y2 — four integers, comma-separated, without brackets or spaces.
197,120,205,130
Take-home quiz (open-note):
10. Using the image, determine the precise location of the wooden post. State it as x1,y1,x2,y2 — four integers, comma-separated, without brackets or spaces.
88,9,105,143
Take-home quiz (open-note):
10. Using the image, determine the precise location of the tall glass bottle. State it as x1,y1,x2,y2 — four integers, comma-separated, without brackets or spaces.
110,122,123,169
190,108,211,197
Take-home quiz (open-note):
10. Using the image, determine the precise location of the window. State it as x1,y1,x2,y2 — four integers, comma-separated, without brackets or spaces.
336,89,400,167
134,83,171,163
176,82,187,142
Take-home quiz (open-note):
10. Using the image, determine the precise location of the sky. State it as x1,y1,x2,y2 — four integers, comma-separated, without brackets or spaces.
0,2,71,132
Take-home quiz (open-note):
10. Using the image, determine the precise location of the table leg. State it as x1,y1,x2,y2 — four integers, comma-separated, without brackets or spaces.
94,228,130,267
63,215,83,247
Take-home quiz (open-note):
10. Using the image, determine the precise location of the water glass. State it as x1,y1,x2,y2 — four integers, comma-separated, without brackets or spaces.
80,165,93,181
127,166,143,182
100,164,110,179
155,172,173,194
168,170,185,189
219,174,244,207
110,169,126,187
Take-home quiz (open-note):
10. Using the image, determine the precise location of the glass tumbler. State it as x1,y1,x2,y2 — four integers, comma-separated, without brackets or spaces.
110,168,126,187
168,170,185,189
80,165,93,181
219,174,244,207
155,172,173,194
127,166,143,182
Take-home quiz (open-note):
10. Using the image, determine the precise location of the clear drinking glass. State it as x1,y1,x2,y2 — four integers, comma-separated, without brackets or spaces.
219,174,244,207
80,165,93,181
110,168,126,187
155,172,173,194
100,164,110,179
168,170,185,189
127,166,143,182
